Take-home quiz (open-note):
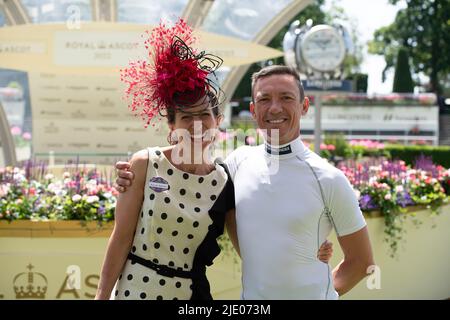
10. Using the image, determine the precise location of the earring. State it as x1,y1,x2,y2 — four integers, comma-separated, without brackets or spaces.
167,131,178,145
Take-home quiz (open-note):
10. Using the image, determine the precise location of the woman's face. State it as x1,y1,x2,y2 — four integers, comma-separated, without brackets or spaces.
169,98,222,149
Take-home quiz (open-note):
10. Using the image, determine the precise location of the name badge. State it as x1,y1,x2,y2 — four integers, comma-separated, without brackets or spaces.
149,176,169,192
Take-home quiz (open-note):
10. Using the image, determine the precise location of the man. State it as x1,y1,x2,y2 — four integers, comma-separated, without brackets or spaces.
115,65,374,299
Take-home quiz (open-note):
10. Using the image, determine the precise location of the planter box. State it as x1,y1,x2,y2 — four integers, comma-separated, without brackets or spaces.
0,220,113,238
0,205,449,300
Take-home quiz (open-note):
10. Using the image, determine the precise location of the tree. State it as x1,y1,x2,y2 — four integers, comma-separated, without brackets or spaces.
347,73,368,93
368,0,450,95
393,47,414,93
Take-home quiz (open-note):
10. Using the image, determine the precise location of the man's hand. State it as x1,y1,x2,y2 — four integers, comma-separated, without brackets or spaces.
317,240,333,263
115,161,134,193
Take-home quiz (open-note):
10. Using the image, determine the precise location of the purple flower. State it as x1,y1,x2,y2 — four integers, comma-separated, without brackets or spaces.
360,194,377,210
98,205,106,216
396,191,414,208
414,154,439,178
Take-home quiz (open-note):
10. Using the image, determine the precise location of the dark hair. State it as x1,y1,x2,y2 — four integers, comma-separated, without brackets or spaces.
251,65,305,102
166,91,221,124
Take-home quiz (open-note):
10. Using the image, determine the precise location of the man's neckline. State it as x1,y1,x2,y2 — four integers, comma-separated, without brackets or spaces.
264,136,307,159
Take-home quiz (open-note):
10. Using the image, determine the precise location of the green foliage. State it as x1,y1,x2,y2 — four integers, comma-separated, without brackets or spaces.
346,73,368,93
369,0,450,94
409,177,447,213
393,47,414,93
385,145,450,168
217,233,241,267
267,0,327,53
232,64,261,100
321,135,390,160
323,134,352,158
350,145,390,159
359,177,407,257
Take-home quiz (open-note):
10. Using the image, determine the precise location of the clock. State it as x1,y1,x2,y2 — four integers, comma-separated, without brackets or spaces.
299,24,346,72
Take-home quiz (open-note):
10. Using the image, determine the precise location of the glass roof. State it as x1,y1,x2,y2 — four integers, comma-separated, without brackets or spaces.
201,0,294,84
15,0,295,40
117,0,188,25
22,0,92,24
5,0,296,85
201,0,294,41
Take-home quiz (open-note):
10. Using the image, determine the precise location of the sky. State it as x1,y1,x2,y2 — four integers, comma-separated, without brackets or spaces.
323,0,407,94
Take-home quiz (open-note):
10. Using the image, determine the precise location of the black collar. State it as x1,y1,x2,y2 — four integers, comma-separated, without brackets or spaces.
264,136,306,158
265,144,292,155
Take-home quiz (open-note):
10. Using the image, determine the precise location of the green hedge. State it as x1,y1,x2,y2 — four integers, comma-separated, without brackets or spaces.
384,145,450,168
351,145,390,158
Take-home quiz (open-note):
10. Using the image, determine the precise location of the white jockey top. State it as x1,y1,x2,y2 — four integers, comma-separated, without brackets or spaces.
225,136,366,300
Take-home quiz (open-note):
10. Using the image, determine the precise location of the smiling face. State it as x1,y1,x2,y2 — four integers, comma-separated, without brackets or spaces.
250,74,309,145
168,95,222,150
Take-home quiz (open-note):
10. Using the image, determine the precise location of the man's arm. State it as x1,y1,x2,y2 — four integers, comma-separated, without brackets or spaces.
332,226,375,296
225,209,240,257
115,161,134,192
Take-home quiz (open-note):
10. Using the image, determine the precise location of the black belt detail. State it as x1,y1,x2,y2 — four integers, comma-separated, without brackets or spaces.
127,253,204,279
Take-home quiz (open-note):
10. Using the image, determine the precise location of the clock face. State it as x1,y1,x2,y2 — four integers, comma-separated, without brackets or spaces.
300,25,346,72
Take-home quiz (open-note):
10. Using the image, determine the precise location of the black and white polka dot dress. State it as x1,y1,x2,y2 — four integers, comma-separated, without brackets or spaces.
114,147,235,300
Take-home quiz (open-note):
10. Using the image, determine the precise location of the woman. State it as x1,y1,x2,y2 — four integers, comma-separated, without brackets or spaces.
96,95,235,300
95,19,332,300
95,18,234,300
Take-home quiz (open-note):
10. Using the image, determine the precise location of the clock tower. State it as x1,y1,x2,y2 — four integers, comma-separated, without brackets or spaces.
283,21,352,79
283,21,353,153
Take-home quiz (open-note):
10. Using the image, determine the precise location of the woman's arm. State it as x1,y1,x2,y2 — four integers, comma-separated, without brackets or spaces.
225,208,240,257
95,150,148,299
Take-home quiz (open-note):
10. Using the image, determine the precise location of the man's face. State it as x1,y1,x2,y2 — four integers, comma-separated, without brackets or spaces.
250,74,308,145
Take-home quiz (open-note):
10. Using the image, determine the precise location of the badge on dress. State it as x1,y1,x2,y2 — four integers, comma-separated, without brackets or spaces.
149,176,169,192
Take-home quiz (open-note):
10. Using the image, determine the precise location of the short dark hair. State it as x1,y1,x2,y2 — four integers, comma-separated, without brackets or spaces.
251,65,305,102
166,91,221,124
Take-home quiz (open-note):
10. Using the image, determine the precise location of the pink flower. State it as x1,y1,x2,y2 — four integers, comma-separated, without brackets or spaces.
327,144,336,151
28,187,36,196
22,132,32,140
320,143,328,150
245,136,256,145
384,194,392,200
218,131,233,141
10,126,22,136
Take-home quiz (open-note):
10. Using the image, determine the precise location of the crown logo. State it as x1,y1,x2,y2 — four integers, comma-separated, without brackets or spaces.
13,264,48,299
